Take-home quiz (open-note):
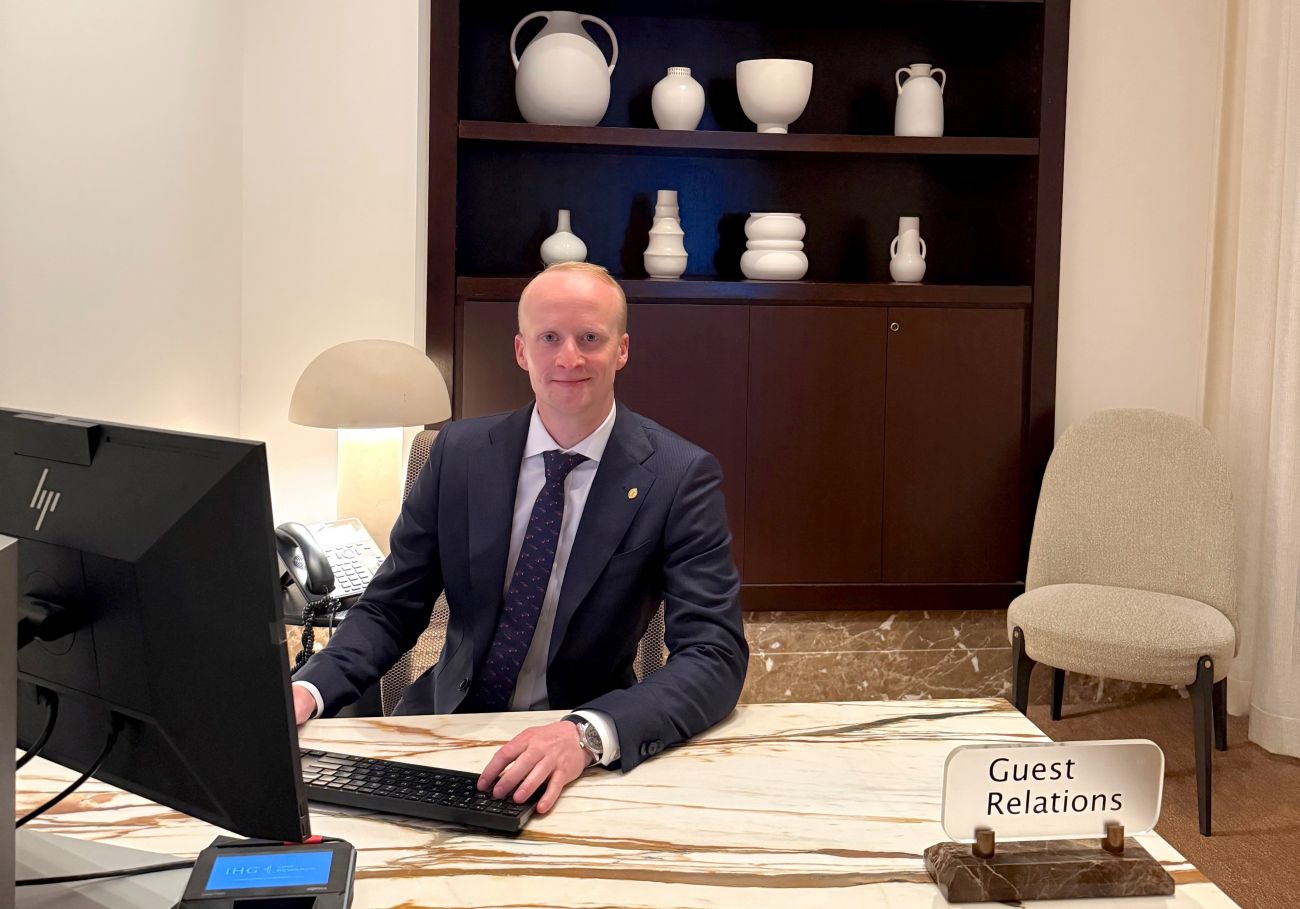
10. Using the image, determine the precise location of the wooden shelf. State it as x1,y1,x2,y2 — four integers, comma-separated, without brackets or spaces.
457,276,1031,305
459,121,1040,157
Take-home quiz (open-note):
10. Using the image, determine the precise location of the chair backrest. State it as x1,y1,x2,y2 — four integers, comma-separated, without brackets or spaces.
1026,408,1237,637
378,430,667,716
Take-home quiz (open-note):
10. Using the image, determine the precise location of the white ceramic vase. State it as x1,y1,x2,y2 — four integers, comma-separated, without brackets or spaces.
889,216,927,283
541,208,588,265
651,67,705,130
511,11,618,127
644,189,687,278
894,63,946,138
736,59,813,134
741,211,807,280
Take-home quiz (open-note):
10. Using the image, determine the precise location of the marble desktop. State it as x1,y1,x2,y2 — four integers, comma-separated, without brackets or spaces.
14,699,1235,908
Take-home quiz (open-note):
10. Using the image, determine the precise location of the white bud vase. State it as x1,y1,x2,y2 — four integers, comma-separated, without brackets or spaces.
644,190,687,278
651,67,705,131
540,208,587,266
889,216,927,283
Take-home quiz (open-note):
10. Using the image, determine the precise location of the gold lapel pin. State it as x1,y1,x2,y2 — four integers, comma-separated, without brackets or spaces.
627,487,638,500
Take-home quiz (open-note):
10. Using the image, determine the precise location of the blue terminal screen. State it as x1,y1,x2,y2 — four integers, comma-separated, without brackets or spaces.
205,850,333,892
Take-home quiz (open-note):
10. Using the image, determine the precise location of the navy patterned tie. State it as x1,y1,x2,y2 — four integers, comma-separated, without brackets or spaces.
466,449,589,711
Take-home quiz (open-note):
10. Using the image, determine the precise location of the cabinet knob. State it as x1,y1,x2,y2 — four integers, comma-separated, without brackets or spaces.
890,321,900,332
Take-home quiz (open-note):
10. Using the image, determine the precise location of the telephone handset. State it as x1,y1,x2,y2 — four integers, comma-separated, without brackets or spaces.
274,522,336,598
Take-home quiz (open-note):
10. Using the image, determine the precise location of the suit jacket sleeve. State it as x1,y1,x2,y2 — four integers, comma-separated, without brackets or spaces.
580,449,748,771
292,430,447,715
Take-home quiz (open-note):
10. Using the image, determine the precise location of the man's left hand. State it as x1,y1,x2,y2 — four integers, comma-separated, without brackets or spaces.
477,720,593,814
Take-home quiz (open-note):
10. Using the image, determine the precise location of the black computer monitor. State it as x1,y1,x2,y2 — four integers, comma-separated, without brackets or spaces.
1,408,311,842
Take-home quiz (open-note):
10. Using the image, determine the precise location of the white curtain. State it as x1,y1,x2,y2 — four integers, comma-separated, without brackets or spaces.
1204,0,1300,757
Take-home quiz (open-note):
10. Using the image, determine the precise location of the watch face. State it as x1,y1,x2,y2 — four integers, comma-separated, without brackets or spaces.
579,724,602,757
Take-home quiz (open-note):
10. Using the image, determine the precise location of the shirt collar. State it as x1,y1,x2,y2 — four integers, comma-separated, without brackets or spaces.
524,400,617,464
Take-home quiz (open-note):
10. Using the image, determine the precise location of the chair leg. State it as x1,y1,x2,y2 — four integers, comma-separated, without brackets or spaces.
1191,656,1215,836
1011,627,1035,715
1051,668,1066,721
1213,678,1228,752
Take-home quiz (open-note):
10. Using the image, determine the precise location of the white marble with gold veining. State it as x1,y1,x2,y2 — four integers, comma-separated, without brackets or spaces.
15,700,1238,908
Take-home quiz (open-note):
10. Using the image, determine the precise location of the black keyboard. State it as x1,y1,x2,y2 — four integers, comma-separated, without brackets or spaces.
299,748,540,834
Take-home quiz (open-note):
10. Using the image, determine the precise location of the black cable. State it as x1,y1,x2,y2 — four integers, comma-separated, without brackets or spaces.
16,859,195,887
294,594,339,671
16,687,59,770
295,599,321,671
17,713,125,829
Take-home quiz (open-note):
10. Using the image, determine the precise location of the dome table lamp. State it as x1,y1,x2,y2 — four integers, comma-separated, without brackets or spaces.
289,340,450,553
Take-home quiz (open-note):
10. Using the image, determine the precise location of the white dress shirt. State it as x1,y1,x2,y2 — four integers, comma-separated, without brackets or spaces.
503,401,619,764
296,401,621,765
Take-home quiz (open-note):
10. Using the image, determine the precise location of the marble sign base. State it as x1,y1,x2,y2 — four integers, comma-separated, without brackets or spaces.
925,837,1176,902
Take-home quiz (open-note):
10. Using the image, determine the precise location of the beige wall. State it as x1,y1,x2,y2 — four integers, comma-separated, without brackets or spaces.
1056,0,1226,435
0,1,243,437
0,0,429,528
241,0,428,525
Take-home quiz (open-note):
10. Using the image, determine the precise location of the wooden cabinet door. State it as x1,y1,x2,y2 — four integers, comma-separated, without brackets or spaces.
745,306,887,584
459,301,531,417
882,307,1025,583
617,303,749,570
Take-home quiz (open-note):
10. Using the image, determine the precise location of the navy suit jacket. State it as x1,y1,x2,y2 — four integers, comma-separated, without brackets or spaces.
294,401,748,771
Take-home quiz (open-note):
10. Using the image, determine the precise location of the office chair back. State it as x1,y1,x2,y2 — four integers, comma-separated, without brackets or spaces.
379,429,667,716
1024,408,1238,639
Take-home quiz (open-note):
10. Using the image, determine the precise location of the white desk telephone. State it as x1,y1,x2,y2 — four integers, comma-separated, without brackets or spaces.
275,518,384,608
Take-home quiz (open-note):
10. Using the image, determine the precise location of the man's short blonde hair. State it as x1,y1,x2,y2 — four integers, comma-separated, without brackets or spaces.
519,261,628,334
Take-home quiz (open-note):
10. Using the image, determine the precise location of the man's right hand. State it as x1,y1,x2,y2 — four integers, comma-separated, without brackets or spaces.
292,684,317,726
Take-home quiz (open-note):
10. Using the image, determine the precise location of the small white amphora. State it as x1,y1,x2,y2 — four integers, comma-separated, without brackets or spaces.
889,216,927,283
894,63,946,138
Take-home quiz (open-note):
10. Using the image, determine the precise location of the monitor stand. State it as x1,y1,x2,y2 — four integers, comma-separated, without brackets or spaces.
16,830,187,909
7,535,183,909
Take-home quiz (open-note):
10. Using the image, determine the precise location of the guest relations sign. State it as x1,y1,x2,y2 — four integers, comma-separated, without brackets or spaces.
940,740,1164,842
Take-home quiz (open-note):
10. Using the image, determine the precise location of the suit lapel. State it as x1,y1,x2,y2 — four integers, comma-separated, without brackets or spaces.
467,406,531,621
549,403,655,662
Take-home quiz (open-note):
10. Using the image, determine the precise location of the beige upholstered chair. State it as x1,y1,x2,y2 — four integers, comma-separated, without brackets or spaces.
378,430,668,716
1007,409,1237,836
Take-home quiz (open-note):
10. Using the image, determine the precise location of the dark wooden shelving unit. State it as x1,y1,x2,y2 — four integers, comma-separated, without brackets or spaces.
429,1,1072,611
459,120,1040,157
458,275,1031,305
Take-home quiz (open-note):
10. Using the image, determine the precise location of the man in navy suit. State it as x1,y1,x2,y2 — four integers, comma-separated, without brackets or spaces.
292,262,748,813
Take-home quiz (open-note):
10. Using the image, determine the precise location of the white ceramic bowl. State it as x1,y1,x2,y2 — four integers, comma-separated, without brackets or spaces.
740,249,808,280
745,212,805,241
736,59,813,134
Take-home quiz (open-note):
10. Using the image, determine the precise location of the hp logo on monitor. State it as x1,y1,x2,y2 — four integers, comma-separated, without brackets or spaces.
30,467,61,531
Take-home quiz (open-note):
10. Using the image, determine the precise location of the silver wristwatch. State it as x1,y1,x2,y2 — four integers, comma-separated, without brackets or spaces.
562,714,603,764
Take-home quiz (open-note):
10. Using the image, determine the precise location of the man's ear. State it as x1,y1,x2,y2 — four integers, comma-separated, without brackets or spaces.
514,334,528,370
616,333,629,371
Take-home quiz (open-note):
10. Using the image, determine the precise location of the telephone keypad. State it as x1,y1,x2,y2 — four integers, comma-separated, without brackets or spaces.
308,518,384,600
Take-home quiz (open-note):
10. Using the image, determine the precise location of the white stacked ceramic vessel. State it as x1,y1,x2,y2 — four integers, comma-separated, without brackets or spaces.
643,190,687,278
741,212,807,280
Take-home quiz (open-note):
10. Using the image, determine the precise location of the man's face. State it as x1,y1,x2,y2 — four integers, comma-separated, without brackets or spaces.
515,271,629,427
